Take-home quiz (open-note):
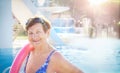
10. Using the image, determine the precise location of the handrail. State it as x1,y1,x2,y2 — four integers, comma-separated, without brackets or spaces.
2,67,10,73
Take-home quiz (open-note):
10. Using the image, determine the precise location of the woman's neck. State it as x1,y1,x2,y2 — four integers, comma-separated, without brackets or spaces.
31,42,53,55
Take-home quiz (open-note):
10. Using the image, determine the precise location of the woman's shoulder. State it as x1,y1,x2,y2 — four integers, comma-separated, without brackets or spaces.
52,51,65,61
50,51,84,73
50,51,69,66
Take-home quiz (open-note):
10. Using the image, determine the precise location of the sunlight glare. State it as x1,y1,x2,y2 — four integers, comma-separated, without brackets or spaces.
38,0,45,6
88,0,108,6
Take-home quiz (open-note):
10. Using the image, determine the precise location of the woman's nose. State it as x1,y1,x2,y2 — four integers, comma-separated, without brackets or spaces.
31,33,38,39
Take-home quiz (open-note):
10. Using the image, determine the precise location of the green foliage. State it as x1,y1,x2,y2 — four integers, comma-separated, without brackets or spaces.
117,21,120,26
13,23,27,41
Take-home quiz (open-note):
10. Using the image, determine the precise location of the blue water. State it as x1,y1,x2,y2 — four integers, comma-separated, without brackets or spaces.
0,48,13,73
1,38,120,73
58,38,120,73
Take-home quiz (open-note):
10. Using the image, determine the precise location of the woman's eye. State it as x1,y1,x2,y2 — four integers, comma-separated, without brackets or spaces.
28,32,33,35
36,31,41,34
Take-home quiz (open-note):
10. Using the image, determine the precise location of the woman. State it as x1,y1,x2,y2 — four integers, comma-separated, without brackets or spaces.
24,17,83,73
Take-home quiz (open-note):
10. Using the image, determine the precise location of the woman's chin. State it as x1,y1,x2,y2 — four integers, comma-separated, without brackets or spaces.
32,42,41,46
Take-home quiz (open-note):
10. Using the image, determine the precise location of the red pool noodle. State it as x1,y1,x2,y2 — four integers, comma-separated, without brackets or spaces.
10,43,34,73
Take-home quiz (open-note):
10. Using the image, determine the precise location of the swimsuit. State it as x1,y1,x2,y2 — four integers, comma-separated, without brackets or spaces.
24,50,56,73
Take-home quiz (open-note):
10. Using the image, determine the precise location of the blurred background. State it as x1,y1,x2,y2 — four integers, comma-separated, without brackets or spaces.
0,0,120,73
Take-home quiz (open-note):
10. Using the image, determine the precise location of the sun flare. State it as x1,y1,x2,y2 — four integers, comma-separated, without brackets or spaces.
88,0,108,6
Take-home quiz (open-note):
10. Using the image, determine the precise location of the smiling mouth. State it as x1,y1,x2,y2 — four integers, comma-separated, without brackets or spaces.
33,40,39,42
32,40,40,43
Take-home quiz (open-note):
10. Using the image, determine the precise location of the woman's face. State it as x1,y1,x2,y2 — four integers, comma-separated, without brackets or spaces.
27,23,49,47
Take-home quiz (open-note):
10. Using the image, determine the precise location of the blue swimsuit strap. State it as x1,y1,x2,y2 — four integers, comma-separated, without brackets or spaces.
24,53,30,72
46,50,56,63
24,50,56,73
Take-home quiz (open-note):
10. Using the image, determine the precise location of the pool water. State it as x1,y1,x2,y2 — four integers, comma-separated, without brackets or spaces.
58,38,120,73
2,38,119,73
0,48,13,73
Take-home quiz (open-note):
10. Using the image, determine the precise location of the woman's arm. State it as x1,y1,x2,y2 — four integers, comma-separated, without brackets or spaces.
51,52,83,73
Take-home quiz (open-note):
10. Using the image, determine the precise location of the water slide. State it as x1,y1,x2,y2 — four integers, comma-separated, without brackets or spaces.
50,28,65,47
12,0,33,27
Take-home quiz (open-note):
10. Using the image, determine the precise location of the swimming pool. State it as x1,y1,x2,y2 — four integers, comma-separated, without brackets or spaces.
10,38,120,73
58,38,120,73
0,48,13,73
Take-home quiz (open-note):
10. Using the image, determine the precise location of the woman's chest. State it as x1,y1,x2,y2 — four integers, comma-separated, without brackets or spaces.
26,55,47,73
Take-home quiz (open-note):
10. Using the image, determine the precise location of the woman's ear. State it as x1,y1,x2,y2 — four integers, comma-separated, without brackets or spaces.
46,29,51,37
